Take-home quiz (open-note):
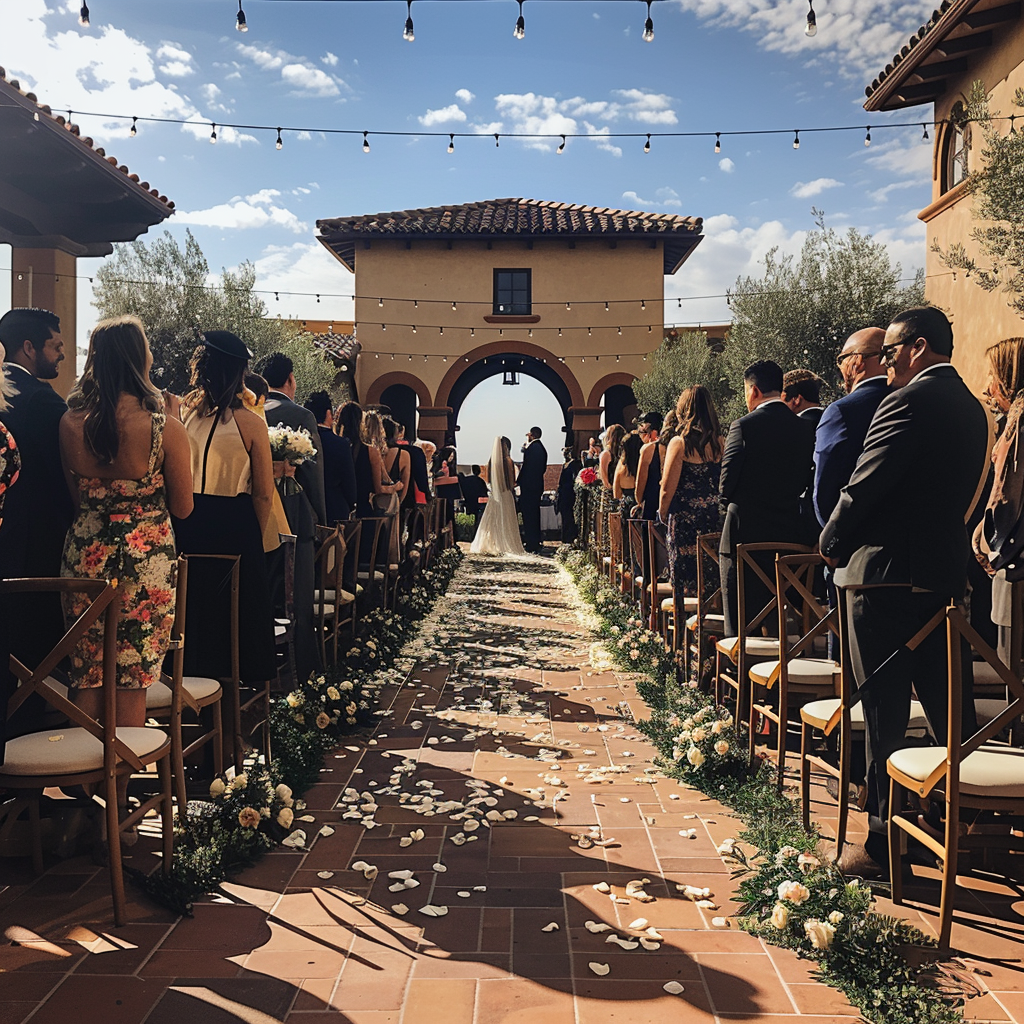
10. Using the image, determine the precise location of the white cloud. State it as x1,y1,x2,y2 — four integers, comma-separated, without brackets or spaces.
620,186,684,208
321,51,339,66
418,104,468,127
790,177,844,198
455,88,475,104
719,157,735,173
236,43,346,97
868,179,922,203
156,43,194,77
670,0,937,79
175,190,308,233
612,88,678,126
249,242,355,322
864,129,933,176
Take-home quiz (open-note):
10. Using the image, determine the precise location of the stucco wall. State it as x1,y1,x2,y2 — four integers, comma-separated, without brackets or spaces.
923,17,1024,395
351,237,667,408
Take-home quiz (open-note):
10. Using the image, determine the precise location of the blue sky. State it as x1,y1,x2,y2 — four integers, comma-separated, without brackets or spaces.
1,0,938,462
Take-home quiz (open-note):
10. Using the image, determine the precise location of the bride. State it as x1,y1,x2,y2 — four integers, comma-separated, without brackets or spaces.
471,435,526,556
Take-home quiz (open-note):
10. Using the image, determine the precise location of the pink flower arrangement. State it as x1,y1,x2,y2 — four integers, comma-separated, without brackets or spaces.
577,467,598,486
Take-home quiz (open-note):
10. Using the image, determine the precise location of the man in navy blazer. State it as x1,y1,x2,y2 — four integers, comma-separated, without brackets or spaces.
813,329,889,527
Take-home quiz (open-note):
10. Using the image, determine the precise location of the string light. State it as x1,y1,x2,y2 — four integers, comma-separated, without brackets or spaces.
275,127,283,150
1012,115,1018,135
557,134,566,154
451,300,457,310
362,131,370,153
210,122,217,144
644,133,651,154
793,130,800,149
514,0,525,39
864,126,871,147
129,116,137,137
805,0,816,37
642,0,654,42
378,297,384,306
494,133,500,147
78,2,90,27
403,0,415,41
236,0,248,32
448,133,455,153
922,123,929,142
714,132,720,153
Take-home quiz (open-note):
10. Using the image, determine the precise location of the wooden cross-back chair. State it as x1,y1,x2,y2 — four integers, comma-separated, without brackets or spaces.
314,524,357,665
606,511,623,588
0,577,173,925
145,556,224,818
357,515,394,611
887,604,1024,949
625,518,650,624
746,552,841,785
684,532,725,686
648,520,682,642
714,542,812,726
594,503,607,571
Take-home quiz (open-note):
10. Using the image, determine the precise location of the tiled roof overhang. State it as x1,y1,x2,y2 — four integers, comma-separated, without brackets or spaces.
316,198,704,276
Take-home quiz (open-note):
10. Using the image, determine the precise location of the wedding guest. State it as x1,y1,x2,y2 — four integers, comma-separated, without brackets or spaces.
556,446,581,543
813,329,889,527
59,316,193,730
382,416,411,505
305,390,357,524
820,307,989,877
0,342,21,763
460,464,489,526
659,387,723,607
417,438,437,489
433,445,462,502
719,360,815,636
613,431,642,511
582,436,601,469
633,412,663,521
0,308,74,715
241,372,291,554
598,424,625,554
336,401,401,517
782,368,825,426
519,427,547,554
173,332,277,686
397,422,429,507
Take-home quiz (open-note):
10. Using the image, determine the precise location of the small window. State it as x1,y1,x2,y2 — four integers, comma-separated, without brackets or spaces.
942,104,970,192
493,269,531,315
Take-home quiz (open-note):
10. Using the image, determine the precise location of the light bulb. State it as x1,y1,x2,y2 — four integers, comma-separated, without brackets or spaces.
714,132,721,153
236,0,248,32
557,134,565,154
864,127,871,147
805,1,816,36
494,133,500,147
403,1,414,41
210,123,217,144
642,1,654,42
448,133,454,153
922,123,930,142
793,130,800,149
275,128,283,150
514,0,525,39
362,131,370,153
644,134,651,154
130,117,137,137
78,2,90,26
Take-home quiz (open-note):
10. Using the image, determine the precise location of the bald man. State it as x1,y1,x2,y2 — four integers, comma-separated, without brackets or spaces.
812,328,889,527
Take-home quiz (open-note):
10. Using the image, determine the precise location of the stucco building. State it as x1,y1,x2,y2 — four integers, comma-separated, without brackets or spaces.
315,199,704,447
864,0,1024,393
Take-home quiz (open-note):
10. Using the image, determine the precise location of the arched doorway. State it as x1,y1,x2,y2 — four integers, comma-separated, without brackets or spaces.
588,373,639,430
365,371,431,441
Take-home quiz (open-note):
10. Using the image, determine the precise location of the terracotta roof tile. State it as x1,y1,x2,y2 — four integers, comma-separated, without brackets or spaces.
0,66,174,210
308,332,360,362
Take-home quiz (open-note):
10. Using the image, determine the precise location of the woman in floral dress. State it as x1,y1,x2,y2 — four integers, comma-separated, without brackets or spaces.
59,317,193,728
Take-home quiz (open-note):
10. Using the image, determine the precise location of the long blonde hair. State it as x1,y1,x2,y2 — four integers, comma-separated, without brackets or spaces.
0,365,16,414
986,337,1024,402
361,410,387,454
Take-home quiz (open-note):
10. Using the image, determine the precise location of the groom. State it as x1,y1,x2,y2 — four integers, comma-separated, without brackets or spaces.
519,427,548,554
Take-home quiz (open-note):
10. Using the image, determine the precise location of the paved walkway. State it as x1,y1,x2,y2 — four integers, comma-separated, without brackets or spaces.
2,554,1024,1023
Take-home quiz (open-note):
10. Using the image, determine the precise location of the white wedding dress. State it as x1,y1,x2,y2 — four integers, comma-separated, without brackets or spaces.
470,436,526,557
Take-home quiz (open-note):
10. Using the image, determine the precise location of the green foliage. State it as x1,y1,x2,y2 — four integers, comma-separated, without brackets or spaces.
454,512,478,542
935,81,1024,322
632,330,732,418
557,546,965,1024
93,229,336,400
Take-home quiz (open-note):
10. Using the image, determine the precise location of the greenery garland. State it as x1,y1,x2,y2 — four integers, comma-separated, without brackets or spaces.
136,548,463,915
556,546,965,1024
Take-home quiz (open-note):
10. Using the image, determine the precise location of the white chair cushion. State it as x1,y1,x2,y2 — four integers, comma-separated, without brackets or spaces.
602,557,612,566
655,582,672,596
801,697,930,733
275,623,288,638
749,657,839,688
661,597,675,612
687,613,725,632
146,676,222,709
888,743,1024,799
357,570,385,582
315,588,357,606
1,727,168,777
717,636,781,661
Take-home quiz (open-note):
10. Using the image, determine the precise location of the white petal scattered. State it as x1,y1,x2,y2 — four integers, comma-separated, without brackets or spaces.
663,981,685,995
584,920,612,933
418,905,449,917
628,917,649,930
588,962,611,976
592,882,611,894
540,922,560,932
392,903,409,916
432,863,447,873
640,938,661,951
457,891,472,898
712,917,729,928
316,871,334,879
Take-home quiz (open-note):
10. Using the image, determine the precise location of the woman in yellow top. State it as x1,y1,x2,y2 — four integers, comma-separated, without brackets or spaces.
171,331,277,683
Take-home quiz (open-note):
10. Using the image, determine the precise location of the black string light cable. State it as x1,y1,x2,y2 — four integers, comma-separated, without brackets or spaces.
14,102,1012,153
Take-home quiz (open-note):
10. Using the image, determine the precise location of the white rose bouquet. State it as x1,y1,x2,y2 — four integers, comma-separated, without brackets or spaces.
268,424,317,466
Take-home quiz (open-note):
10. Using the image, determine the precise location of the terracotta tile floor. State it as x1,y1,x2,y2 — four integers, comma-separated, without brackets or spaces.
2,552,1024,1022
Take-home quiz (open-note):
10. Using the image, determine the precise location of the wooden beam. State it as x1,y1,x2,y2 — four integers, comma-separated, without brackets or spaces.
934,30,992,55
911,56,969,80
894,80,947,101
963,2,1020,29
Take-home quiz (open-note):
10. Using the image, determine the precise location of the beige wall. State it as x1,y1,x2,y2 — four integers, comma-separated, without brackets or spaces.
350,237,667,409
922,17,1024,395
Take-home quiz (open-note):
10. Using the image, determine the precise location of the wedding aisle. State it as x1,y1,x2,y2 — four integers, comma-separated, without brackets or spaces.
1,553,971,1023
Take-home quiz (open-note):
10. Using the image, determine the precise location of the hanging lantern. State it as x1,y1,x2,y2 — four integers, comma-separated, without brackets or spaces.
502,368,520,386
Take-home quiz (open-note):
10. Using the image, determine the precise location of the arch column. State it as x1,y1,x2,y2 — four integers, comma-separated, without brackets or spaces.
416,406,452,447
568,406,604,452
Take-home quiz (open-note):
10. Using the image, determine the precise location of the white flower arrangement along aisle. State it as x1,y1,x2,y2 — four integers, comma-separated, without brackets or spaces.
137,547,463,914
555,546,970,1024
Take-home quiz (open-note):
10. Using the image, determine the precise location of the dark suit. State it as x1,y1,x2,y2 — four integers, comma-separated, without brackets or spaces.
0,364,74,755
557,458,582,543
820,364,989,849
798,406,824,429
264,392,325,687
459,472,488,523
317,426,357,524
718,400,815,636
813,378,889,527
518,439,547,552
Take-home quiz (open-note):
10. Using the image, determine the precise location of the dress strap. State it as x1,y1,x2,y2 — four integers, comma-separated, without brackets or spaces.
148,411,167,475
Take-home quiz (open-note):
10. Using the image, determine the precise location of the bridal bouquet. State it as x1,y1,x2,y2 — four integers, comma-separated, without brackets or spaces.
268,424,317,466
577,467,598,487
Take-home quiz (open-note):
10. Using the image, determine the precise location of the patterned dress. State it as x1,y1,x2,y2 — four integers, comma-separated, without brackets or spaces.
667,460,722,598
61,412,176,688
0,422,20,531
